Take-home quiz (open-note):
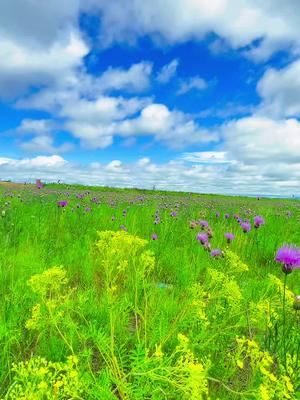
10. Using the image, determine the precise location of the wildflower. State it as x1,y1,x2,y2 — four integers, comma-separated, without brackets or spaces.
151,233,158,240
210,249,223,258
170,211,177,217
225,213,230,219
225,232,235,243
190,220,198,229
240,221,251,233
84,207,91,213
254,215,265,228
275,245,300,274
36,179,43,189
203,241,211,251
120,225,127,231
57,200,68,207
215,212,220,218
111,216,116,221
196,232,208,245
199,220,209,229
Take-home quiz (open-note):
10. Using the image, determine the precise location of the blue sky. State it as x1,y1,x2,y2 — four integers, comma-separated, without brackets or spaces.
0,0,300,195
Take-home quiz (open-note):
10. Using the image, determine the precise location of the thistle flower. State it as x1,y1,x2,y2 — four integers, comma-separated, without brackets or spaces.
275,245,300,274
210,248,223,258
196,232,208,245
151,233,158,240
189,220,198,229
254,215,265,228
225,232,235,243
57,200,68,208
207,228,213,239
203,241,211,251
199,220,209,229
240,221,251,233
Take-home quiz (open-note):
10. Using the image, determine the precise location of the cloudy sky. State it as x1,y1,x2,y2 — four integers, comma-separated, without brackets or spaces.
0,0,300,196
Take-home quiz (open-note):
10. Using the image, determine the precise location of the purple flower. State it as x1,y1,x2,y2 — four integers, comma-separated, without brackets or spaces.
170,211,177,217
196,232,208,245
58,200,68,208
225,232,235,243
189,220,198,229
240,221,251,233
210,248,223,258
120,225,127,231
35,179,43,189
215,212,220,218
151,233,158,240
84,207,91,213
199,220,209,229
203,241,211,251
254,215,265,228
225,213,230,219
275,245,300,274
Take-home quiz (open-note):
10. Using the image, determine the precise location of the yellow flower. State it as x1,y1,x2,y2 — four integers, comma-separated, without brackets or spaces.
154,344,163,358
178,333,189,343
37,381,47,390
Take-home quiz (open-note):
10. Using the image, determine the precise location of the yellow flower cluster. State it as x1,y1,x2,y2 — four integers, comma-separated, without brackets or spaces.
235,337,295,399
4,355,83,399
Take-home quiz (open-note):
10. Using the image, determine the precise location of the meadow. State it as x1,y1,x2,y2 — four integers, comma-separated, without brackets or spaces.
0,182,299,399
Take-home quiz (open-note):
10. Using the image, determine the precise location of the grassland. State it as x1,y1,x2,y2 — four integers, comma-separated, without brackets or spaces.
0,183,299,399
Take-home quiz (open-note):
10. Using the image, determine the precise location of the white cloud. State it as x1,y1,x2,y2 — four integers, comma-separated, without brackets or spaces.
177,76,207,95
117,103,218,148
181,151,229,163
95,62,152,93
222,115,300,164
156,59,179,83
93,0,300,60
0,31,89,97
16,119,55,136
257,59,300,117
19,136,73,154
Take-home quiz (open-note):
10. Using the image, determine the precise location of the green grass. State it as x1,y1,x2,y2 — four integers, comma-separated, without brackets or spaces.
0,184,299,399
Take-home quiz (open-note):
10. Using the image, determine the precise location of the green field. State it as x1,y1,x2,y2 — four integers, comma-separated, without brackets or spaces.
0,183,299,399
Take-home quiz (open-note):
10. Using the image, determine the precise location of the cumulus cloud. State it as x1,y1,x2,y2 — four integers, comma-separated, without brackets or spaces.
0,31,88,98
95,62,153,93
19,136,74,154
222,115,300,164
92,0,300,60
156,59,179,83
257,59,300,117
